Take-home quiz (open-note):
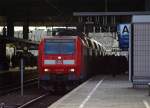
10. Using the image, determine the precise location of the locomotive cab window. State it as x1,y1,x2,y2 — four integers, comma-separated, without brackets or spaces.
44,39,75,54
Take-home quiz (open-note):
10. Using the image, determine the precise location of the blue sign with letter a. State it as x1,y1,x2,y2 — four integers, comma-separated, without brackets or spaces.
117,24,130,50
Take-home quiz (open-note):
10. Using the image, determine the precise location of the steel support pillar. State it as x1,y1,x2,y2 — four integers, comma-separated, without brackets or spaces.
0,38,8,70
23,23,29,40
7,18,14,38
145,0,150,11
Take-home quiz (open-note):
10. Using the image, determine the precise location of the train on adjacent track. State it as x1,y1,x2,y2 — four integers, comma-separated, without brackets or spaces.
38,29,106,89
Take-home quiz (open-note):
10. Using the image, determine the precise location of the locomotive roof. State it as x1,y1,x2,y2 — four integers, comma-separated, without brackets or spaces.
43,36,80,40
52,28,85,37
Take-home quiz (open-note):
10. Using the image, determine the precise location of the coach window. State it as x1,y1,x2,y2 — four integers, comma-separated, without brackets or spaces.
87,39,93,48
94,42,98,50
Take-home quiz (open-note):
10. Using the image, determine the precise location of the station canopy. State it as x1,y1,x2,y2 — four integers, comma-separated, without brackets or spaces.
0,0,146,26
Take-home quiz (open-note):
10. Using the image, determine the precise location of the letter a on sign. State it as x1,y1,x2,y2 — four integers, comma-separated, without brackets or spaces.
122,25,129,34
120,24,130,35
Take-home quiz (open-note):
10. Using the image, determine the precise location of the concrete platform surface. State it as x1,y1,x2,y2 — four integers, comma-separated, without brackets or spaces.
48,75,150,108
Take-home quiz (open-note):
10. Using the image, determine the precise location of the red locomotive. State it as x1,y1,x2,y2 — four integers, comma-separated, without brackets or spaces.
38,30,106,89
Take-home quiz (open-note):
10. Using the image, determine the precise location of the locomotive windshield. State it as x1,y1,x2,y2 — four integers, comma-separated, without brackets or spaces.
45,39,75,54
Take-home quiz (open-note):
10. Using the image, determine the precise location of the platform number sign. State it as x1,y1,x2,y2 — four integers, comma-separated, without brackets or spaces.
118,24,131,50
120,24,130,36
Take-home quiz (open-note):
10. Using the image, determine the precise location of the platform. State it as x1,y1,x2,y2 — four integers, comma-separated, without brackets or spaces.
48,75,150,108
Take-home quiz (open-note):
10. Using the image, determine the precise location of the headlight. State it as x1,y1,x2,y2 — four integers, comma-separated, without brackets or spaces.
70,68,75,72
58,56,61,59
44,68,49,72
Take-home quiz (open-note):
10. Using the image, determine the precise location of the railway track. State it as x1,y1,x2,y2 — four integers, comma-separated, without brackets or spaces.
17,85,79,108
0,92,64,108
17,93,50,108
0,78,38,96
0,93,49,108
0,79,80,108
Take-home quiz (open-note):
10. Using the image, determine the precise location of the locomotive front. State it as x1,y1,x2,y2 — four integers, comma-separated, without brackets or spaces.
38,36,82,84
